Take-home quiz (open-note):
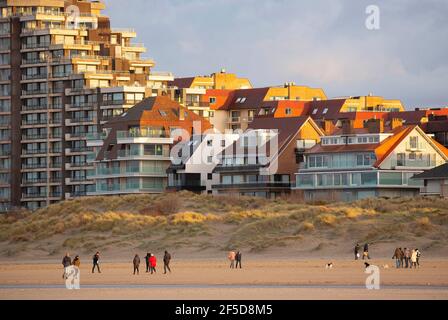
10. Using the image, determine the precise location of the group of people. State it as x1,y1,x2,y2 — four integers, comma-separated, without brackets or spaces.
392,247,421,269
228,251,243,269
61,252,81,279
132,251,172,275
354,243,371,260
61,250,173,277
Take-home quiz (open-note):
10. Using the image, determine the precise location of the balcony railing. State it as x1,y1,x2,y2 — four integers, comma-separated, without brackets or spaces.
21,42,51,50
100,99,140,106
22,104,63,111
117,130,167,139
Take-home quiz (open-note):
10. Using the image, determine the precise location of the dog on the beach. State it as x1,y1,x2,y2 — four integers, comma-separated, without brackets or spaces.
382,264,389,269
364,262,370,269
325,263,334,269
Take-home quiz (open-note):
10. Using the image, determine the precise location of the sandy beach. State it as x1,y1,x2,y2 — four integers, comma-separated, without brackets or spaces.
1,259,448,300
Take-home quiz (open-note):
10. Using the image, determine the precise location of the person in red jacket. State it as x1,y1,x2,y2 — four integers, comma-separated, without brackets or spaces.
149,254,157,274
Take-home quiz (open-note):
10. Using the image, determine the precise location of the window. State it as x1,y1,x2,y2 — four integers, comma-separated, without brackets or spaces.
312,109,318,115
144,144,163,156
207,140,213,146
221,140,226,147
240,97,247,103
207,173,213,180
207,156,213,163
159,110,167,117
209,97,216,104
285,108,292,115
323,108,328,114
409,152,416,160
410,136,419,149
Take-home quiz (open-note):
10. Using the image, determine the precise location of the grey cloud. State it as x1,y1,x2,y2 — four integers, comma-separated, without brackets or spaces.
105,0,448,108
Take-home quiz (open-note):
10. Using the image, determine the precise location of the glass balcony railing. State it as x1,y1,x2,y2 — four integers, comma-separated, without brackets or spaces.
117,129,167,139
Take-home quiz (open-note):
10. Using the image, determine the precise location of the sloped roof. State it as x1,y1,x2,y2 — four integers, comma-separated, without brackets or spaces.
220,87,270,110
168,77,196,89
307,99,347,119
412,163,448,180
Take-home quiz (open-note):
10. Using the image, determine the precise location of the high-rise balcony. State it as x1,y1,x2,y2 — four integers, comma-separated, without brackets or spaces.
21,42,51,50
21,104,63,112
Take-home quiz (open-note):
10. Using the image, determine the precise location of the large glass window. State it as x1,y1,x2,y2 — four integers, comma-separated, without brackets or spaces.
379,172,402,185
361,172,377,186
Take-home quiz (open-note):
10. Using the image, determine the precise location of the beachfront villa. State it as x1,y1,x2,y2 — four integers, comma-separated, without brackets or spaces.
294,119,448,202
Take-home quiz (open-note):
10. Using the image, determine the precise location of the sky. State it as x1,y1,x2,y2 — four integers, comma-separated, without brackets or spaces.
104,0,448,109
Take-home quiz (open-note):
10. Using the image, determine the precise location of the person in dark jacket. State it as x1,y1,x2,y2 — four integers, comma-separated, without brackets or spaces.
133,254,140,275
392,248,402,268
62,252,72,279
163,251,172,274
235,251,242,269
145,253,150,273
399,248,405,268
362,243,371,260
354,243,360,260
92,252,101,273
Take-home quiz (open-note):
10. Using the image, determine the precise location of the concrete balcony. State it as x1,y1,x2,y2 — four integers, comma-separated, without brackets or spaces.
65,102,97,111
148,71,174,82
65,117,97,126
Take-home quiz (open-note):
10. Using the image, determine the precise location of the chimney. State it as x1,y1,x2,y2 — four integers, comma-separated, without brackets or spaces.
322,120,335,135
391,118,403,130
364,118,384,133
179,107,185,121
341,119,354,135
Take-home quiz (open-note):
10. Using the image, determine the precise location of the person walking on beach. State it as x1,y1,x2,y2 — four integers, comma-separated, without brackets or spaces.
392,248,402,268
411,249,418,269
354,243,361,260
399,248,405,268
145,252,150,273
235,251,242,269
133,254,140,275
163,251,172,274
404,248,411,268
72,255,81,268
228,251,236,269
149,254,157,274
416,249,421,268
92,252,101,273
62,252,72,279
363,243,371,260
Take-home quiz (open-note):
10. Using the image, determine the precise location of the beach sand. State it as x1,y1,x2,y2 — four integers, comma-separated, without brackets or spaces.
1,259,448,300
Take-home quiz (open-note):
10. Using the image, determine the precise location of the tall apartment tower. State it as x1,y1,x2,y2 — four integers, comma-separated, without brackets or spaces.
0,0,173,211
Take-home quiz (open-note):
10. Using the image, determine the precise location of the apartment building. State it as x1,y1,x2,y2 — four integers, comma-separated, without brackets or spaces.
212,116,324,198
203,83,327,132
0,0,171,211
86,96,212,196
168,69,252,120
294,119,448,202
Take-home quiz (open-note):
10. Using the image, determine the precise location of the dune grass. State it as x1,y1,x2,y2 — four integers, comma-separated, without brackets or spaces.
0,193,448,256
